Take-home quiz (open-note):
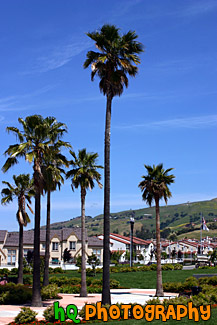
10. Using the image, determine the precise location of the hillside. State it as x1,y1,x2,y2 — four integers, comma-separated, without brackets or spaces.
42,198,217,240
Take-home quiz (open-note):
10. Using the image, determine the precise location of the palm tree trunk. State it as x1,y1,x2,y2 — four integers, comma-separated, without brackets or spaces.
155,197,164,297
80,188,87,297
17,224,23,284
32,190,42,306
102,94,112,305
43,190,51,286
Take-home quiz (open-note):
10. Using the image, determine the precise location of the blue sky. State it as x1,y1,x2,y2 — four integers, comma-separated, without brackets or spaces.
0,0,217,231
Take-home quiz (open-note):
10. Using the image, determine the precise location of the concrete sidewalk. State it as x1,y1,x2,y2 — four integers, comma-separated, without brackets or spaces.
0,289,178,325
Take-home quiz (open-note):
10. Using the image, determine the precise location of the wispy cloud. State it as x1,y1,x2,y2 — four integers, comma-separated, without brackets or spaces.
29,39,91,73
116,115,217,130
180,0,217,17
0,85,55,112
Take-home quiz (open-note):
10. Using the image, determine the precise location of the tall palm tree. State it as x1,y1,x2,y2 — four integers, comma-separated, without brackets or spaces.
42,144,69,286
84,24,143,304
66,149,103,297
2,115,67,306
138,164,175,297
1,174,34,284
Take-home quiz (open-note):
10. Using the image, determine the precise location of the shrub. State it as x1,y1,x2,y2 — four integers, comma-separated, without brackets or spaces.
10,268,18,275
0,283,32,304
43,305,68,322
163,296,189,308
183,277,198,289
23,266,32,274
53,267,65,274
41,284,60,300
48,267,55,274
87,285,102,293
96,267,103,273
49,276,70,286
23,275,33,285
49,276,81,287
0,268,10,275
110,279,120,288
60,284,81,294
173,263,183,270
86,267,94,276
14,307,37,324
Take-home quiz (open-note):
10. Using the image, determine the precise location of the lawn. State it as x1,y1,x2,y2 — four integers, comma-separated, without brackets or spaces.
50,268,217,289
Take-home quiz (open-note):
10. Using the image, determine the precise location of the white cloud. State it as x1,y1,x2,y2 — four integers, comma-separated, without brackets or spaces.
31,39,91,73
181,0,217,17
116,115,217,130
0,86,55,112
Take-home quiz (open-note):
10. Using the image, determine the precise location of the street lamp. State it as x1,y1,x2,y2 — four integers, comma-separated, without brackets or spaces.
130,217,135,267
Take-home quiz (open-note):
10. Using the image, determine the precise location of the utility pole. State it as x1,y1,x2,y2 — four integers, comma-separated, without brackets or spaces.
130,217,135,267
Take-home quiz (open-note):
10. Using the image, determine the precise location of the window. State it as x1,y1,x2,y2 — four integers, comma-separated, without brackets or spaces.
23,249,29,258
8,250,16,266
52,242,59,251
41,243,45,250
52,258,59,264
69,241,76,250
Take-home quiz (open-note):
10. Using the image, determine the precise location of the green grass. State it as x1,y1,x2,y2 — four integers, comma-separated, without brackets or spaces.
94,307,217,324
47,268,217,289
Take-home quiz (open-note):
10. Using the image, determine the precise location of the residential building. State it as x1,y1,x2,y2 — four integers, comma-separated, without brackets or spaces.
0,228,103,269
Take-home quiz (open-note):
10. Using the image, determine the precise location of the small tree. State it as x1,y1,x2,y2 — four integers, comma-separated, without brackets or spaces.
87,253,100,276
209,249,217,266
149,248,155,262
161,252,167,260
171,248,177,262
138,254,144,261
63,248,72,263
75,255,82,269
26,250,34,265
111,251,123,265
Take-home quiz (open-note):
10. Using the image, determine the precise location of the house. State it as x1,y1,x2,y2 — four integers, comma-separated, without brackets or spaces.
0,230,8,266
0,228,103,269
98,233,154,263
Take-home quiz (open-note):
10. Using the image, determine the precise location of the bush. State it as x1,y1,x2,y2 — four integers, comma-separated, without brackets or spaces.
49,276,69,286
10,268,18,275
23,266,32,274
53,267,65,274
0,268,10,275
23,275,33,285
14,307,37,324
48,267,55,274
110,279,120,289
43,305,68,322
41,284,60,300
49,276,81,287
0,283,32,304
60,284,81,294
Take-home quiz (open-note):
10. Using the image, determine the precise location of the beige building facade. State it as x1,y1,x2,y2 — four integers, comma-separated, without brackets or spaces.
0,228,103,269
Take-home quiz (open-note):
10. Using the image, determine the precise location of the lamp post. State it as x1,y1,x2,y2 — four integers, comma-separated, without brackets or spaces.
130,217,135,267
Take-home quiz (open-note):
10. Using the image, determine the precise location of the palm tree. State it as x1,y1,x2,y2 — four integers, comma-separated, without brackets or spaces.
84,24,143,304
138,164,175,297
1,174,34,284
2,115,67,306
42,144,69,286
66,149,103,297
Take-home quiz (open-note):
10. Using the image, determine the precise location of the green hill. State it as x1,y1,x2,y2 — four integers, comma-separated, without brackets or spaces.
43,198,217,239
